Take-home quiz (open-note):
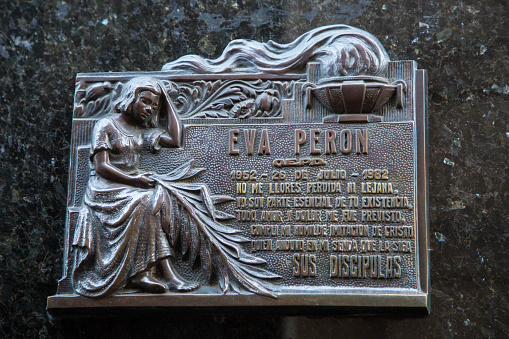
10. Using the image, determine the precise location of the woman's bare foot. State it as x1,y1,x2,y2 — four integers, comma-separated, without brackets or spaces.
166,275,200,292
130,271,167,293
158,259,200,292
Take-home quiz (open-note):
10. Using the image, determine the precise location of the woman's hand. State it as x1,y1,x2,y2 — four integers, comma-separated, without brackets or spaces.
94,151,157,188
132,173,156,188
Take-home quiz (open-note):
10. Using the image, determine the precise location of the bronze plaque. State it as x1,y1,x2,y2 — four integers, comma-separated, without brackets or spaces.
48,25,429,315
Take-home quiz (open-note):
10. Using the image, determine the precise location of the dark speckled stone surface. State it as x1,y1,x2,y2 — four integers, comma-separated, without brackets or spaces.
0,0,507,338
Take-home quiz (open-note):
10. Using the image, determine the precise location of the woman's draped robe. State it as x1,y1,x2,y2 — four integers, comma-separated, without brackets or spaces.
73,116,174,298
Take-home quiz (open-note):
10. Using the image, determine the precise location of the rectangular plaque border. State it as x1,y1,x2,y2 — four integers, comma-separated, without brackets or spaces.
49,62,430,316
416,69,430,309
47,292,429,318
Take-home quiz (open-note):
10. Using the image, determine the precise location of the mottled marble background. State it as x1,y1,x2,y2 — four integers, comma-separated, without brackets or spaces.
0,0,507,338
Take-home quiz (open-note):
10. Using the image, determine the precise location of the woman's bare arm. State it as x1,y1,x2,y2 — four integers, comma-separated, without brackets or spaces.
159,96,182,148
94,151,155,188
158,134,179,147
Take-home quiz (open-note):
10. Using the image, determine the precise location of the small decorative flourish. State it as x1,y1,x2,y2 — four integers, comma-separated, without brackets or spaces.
74,80,120,118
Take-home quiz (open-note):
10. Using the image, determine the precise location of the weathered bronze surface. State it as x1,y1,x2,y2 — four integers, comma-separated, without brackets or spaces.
48,25,429,315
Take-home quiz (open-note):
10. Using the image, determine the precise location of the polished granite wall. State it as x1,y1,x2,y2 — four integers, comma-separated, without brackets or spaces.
0,0,507,338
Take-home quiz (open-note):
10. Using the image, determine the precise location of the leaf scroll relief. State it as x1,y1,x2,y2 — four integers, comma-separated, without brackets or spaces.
162,79,294,119
73,80,119,118
73,79,294,119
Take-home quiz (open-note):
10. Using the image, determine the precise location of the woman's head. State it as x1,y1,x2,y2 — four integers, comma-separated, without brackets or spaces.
114,77,164,128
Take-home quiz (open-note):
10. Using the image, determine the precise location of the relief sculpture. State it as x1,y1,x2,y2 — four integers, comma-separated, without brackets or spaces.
49,25,428,313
